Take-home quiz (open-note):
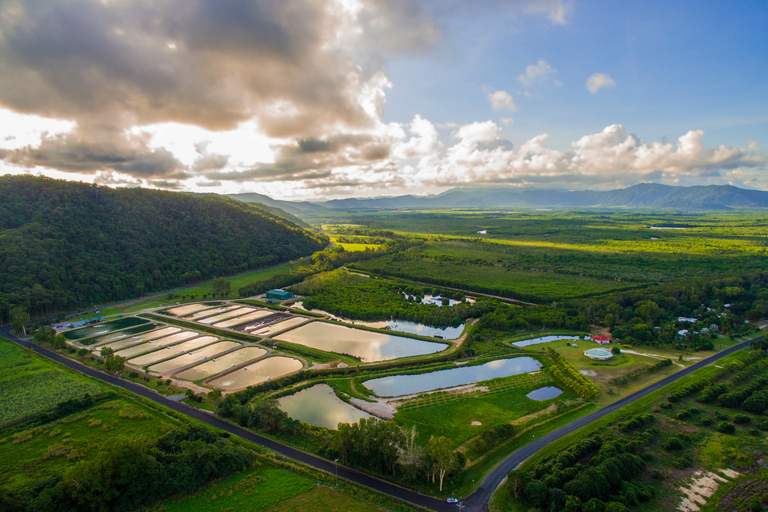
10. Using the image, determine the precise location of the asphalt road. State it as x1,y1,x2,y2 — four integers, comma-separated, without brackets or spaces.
0,326,757,512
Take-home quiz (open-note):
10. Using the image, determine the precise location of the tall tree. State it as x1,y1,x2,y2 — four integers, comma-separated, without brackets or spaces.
426,436,456,492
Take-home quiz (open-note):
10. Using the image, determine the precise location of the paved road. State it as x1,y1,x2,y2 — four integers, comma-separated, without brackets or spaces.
0,326,757,512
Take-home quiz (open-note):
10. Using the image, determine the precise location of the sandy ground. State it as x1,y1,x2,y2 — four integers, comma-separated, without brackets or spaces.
677,468,740,512
350,397,395,420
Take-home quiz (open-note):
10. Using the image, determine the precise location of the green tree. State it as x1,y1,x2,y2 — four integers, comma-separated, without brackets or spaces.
213,277,231,295
100,346,114,359
105,355,126,373
10,307,29,336
52,334,67,350
425,436,456,492
33,326,56,344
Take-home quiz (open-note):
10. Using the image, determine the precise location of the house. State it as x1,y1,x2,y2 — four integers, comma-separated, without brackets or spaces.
591,335,612,345
265,289,294,302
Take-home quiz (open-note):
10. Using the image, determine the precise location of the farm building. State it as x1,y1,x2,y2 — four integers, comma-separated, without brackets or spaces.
591,335,612,345
266,289,294,302
584,348,613,361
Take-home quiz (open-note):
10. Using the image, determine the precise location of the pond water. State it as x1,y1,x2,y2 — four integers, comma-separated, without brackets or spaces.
198,307,255,325
184,305,240,320
165,303,212,316
363,357,543,397
96,326,182,351
213,309,272,329
248,316,308,336
176,346,269,381
275,321,447,362
148,341,240,373
290,302,463,338
85,323,158,346
526,386,563,401
62,317,150,340
512,335,579,348
127,336,219,366
278,384,372,429
114,330,199,359
208,356,303,391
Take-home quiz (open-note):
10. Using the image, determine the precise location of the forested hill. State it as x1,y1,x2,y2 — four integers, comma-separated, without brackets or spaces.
0,175,328,319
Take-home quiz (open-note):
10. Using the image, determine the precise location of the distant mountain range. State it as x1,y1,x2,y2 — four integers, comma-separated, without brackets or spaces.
229,183,768,214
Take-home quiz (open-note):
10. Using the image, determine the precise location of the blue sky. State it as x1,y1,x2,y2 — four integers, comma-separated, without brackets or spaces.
0,0,765,199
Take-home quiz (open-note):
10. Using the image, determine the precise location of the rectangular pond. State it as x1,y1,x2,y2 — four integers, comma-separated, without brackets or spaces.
512,335,579,348
114,330,199,359
212,309,273,329
248,316,308,336
275,321,447,362
176,346,269,381
197,307,255,325
127,336,219,367
96,326,182,351
62,317,150,340
165,303,215,316
84,323,159,346
363,357,543,397
148,341,241,374
277,384,372,430
207,356,303,391
184,305,240,320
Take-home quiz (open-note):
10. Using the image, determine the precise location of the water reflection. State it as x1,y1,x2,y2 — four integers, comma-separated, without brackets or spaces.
526,386,563,401
512,335,578,348
364,357,542,397
275,321,447,362
209,356,303,391
176,346,268,381
278,384,372,429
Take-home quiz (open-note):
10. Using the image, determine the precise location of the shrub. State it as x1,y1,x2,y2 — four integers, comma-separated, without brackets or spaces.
716,422,736,434
672,455,692,469
77,348,89,356
733,414,751,425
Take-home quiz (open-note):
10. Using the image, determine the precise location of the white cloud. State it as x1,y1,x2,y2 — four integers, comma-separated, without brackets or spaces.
501,117,514,126
488,90,516,111
586,73,616,93
749,141,761,151
518,60,555,86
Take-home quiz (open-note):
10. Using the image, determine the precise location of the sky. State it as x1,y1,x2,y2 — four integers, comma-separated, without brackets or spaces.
0,0,766,200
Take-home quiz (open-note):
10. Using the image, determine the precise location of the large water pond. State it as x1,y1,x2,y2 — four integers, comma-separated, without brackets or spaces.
364,357,543,397
127,336,219,366
512,335,579,348
149,341,240,373
208,356,303,391
291,302,462,339
114,330,199,359
184,305,240,320
248,317,308,336
62,317,150,340
176,346,268,381
213,309,272,329
276,321,447,362
278,384,372,429
198,307,255,325
97,326,181,350
165,303,215,316
526,386,563,401
84,323,158,346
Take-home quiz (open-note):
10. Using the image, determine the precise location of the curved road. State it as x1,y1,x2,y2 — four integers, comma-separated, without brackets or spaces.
0,326,757,512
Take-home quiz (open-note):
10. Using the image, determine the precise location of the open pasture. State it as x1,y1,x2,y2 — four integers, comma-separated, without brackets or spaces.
149,341,241,374
176,346,268,381
207,356,303,391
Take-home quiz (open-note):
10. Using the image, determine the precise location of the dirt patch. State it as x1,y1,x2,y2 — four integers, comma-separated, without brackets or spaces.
350,398,395,420
471,421,482,426
677,469,740,512
579,369,597,377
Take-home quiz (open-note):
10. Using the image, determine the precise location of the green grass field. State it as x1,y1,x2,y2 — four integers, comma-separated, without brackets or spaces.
0,341,104,426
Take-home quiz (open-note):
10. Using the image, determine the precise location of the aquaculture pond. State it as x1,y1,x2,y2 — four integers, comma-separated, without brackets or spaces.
127,336,219,367
165,303,216,316
83,323,159,346
247,316,308,336
114,330,199,359
198,307,255,325
96,326,181,351
62,317,150,340
148,341,240,374
275,321,447,362
512,335,579,348
526,386,563,401
278,384,372,429
364,357,543,397
291,302,461,338
176,346,268,381
184,305,240,320
207,356,303,391
213,309,272,329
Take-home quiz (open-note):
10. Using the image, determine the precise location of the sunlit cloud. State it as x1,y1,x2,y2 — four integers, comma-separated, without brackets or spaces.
586,73,616,93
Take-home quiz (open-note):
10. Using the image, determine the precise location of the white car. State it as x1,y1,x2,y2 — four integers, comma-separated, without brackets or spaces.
447,498,458,503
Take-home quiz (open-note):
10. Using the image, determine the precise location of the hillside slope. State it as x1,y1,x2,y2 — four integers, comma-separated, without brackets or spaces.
0,176,328,318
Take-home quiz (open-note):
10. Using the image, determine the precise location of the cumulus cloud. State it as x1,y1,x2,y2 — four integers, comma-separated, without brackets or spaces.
586,73,616,93
518,59,555,86
488,90,516,111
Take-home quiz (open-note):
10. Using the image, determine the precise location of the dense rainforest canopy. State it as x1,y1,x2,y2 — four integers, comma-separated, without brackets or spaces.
0,175,328,320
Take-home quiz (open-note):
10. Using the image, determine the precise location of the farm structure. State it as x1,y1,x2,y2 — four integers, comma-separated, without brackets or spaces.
266,289,295,302
584,348,613,360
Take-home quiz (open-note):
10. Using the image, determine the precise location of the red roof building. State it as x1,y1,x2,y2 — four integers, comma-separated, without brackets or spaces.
591,335,612,345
